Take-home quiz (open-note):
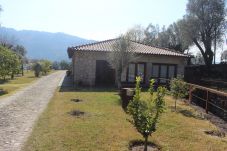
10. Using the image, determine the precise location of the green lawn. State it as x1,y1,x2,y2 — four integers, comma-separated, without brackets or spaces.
0,71,39,97
23,88,227,151
0,70,55,98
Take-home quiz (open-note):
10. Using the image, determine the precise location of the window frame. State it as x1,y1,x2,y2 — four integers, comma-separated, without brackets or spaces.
123,62,146,84
151,63,177,83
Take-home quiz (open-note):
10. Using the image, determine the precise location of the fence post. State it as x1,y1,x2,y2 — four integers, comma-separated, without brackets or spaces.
206,90,209,114
189,85,192,104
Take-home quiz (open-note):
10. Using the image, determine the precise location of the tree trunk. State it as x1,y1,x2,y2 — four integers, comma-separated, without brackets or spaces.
116,69,122,89
193,39,213,67
175,99,177,111
11,73,14,79
21,63,24,76
144,136,148,151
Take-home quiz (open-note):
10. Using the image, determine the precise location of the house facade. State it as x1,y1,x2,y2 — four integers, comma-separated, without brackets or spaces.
67,39,190,87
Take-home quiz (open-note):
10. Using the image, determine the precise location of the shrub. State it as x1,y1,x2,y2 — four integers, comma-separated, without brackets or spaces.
40,60,52,75
33,63,42,77
127,77,166,151
170,78,189,111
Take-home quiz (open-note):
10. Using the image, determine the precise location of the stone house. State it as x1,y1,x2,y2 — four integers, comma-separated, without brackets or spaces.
67,39,190,87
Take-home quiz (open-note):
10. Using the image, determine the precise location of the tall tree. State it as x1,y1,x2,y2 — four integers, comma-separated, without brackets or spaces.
143,23,160,45
144,23,190,53
109,35,137,88
180,0,226,66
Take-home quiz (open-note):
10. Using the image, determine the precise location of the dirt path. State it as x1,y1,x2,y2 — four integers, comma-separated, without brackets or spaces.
0,71,65,151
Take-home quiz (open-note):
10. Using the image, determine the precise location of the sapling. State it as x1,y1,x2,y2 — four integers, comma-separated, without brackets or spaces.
170,78,188,111
127,77,166,151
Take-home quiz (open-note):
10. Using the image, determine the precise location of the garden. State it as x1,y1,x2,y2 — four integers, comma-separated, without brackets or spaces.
23,78,227,151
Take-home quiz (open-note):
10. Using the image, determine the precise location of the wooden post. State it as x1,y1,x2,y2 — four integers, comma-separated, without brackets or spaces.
189,85,192,104
206,90,209,114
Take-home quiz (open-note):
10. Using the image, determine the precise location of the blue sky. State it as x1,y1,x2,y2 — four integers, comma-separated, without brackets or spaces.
0,0,187,40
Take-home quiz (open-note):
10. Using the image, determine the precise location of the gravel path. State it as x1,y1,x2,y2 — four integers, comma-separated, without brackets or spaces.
0,71,65,151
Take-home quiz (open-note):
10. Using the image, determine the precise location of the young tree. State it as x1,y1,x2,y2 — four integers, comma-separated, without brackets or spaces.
179,0,226,66
40,60,52,75
127,77,166,151
109,35,137,88
170,78,189,111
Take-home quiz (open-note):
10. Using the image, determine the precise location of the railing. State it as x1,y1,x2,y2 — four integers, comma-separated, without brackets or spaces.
158,78,227,121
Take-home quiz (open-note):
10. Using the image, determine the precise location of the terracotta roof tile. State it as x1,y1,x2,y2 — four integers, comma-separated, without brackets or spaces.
67,38,190,58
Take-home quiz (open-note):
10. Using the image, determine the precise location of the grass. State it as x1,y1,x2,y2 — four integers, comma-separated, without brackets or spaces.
0,71,38,97
0,70,55,98
23,88,227,151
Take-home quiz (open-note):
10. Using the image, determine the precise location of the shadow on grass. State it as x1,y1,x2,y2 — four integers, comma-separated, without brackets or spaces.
59,86,118,93
0,89,8,96
169,106,205,120
128,139,160,151
0,79,9,84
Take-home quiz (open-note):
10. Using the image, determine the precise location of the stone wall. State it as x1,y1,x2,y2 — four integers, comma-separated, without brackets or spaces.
72,51,187,86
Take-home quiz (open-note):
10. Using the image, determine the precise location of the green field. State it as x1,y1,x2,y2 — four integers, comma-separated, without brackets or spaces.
0,71,38,97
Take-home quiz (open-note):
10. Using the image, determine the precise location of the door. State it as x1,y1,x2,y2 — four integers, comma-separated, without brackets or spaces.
95,60,115,86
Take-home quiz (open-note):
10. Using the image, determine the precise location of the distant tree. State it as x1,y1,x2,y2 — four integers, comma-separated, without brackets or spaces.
109,35,137,88
12,45,27,76
52,61,60,70
126,25,146,43
221,50,227,63
127,77,166,151
191,52,205,65
165,22,190,53
179,0,226,66
143,23,160,45
144,22,190,53
59,60,71,70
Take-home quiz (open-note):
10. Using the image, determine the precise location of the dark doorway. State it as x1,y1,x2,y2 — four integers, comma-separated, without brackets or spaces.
95,60,115,86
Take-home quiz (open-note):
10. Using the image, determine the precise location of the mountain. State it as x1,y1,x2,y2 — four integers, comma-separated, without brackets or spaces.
0,27,95,61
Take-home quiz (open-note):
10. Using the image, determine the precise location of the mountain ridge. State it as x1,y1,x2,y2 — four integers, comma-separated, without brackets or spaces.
0,27,95,61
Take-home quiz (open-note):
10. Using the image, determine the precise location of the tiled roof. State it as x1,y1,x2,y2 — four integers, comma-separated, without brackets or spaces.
67,38,190,58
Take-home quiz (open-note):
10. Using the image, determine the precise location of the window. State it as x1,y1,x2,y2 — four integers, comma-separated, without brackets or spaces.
128,64,136,82
137,64,145,81
151,64,177,83
152,65,159,78
168,65,175,79
160,65,167,83
121,68,127,82
123,63,146,83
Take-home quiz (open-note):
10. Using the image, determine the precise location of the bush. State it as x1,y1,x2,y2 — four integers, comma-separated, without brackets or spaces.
40,60,52,75
127,77,166,151
170,78,189,111
33,63,42,77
